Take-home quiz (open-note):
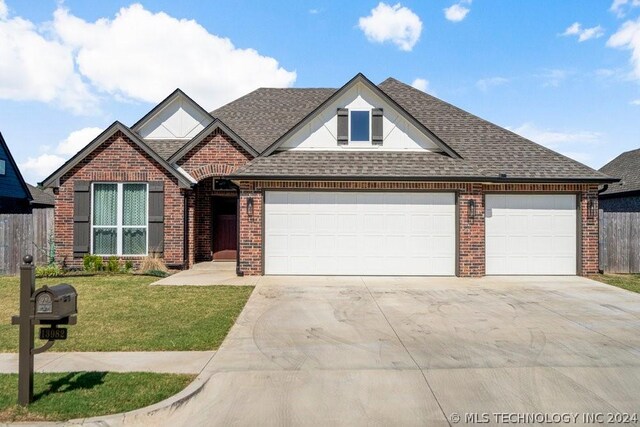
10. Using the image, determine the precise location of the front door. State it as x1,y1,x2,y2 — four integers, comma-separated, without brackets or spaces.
212,197,238,260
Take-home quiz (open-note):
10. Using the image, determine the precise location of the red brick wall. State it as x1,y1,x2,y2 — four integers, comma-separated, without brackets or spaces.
54,131,186,269
177,128,252,180
236,180,600,277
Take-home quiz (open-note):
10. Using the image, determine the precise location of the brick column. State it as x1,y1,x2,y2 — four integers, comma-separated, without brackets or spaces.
580,185,599,275
186,190,196,269
238,183,263,275
458,184,485,277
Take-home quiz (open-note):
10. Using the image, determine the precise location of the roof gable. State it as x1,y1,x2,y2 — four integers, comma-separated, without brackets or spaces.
132,89,213,139
41,122,193,189
0,132,32,201
167,118,259,164
279,80,442,152
261,73,461,158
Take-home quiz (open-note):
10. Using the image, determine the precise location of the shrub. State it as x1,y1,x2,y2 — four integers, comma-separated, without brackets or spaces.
35,263,64,278
124,260,134,273
83,254,104,273
107,256,120,273
143,269,169,278
140,255,168,273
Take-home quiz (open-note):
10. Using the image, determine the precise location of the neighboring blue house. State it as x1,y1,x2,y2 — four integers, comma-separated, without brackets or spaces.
0,132,32,213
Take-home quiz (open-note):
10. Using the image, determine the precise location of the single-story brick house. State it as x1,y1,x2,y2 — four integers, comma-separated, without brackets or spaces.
599,149,640,212
41,74,616,276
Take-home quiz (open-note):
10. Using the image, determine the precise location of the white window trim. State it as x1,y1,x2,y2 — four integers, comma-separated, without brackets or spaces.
0,159,5,176
90,182,149,257
348,109,372,145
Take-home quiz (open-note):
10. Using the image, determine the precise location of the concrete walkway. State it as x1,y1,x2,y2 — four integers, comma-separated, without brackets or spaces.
152,261,260,286
0,351,215,375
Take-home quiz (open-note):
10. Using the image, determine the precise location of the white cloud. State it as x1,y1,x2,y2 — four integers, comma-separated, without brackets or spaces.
476,77,509,92
631,99,640,105
509,123,602,166
309,8,320,14
19,126,103,183
0,0,7,20
444,1,471,23
610,0,640,18
561,22,604,42
411,78,429,92
538,69,571,87
358,2,422,51
0,4,296,113
56,127,103,156
0,10,97,114
608,17,640,81
19,154,66,184
52,5,296,110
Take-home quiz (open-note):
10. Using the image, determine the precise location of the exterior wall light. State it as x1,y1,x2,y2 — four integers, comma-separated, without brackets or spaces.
247,197,254,217
468,199,476,220
588,198,597,219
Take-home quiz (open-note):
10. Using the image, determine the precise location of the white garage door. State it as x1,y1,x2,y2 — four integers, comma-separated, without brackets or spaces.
265,191,456,275
485,194,577,275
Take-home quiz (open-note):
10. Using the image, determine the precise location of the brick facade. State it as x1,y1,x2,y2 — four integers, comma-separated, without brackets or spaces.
54,131,186,269
236,180,600,277
54,129,601,277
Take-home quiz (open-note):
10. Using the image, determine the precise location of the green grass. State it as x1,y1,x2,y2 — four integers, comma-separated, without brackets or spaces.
0,372,194,422
0,275,253,351
590,273,640,294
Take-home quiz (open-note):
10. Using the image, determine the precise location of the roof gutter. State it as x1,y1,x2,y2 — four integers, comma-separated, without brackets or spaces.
226,175,620,184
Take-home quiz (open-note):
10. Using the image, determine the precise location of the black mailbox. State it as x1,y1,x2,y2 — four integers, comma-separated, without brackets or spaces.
31,284,77,322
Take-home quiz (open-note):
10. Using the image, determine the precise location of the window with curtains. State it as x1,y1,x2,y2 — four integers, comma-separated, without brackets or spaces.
92,183,148,255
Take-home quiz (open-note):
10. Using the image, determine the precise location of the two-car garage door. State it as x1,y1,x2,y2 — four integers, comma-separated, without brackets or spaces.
264,191,577,276
265,191,456,275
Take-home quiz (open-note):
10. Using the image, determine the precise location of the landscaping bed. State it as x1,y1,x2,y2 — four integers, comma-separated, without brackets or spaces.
0,371,194,422
0,275,253,351
590,273,640,294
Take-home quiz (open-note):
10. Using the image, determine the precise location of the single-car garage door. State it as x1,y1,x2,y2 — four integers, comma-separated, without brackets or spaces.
265,191,456,275
485,194,577,275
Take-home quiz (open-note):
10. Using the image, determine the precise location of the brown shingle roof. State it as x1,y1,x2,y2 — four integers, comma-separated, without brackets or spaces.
211,88,336,154
26,184,54,206
231,150,484,180
209,78,613,182
144,139,186,160
599,149,640,195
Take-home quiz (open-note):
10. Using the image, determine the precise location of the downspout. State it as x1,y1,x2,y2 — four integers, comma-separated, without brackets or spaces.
229,181,244,276
183,192,189,269
598,184,608,194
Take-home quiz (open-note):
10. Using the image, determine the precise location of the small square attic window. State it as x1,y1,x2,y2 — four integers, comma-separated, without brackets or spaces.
0,159,5,176
350,111,370,142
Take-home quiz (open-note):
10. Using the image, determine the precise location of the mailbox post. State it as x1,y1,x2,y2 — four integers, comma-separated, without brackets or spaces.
18,255,35,406
11,255,78,406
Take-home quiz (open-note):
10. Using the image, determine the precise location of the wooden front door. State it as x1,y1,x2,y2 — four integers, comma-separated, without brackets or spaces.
212,197,238,260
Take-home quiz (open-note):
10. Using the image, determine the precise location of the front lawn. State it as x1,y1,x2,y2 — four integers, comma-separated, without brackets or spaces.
0,371,194,422
590,273,640,294
0,275,253,351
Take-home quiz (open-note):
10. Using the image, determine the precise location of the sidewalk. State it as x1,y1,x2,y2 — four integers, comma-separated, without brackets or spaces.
0,351,215,375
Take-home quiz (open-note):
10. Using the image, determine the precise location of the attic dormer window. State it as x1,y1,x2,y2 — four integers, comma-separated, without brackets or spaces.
0,159,5,176
350,110,370,143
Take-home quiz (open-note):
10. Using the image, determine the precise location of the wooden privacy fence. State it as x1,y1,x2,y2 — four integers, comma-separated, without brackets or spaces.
599,209,640,273
0,209,54,275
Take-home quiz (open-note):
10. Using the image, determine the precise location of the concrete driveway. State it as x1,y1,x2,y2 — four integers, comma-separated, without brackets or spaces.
139,276,640,426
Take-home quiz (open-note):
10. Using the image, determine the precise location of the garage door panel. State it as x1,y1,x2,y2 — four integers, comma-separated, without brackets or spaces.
486,194,576,275
265,191,455,276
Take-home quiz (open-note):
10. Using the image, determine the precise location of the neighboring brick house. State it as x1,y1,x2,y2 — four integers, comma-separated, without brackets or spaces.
41,74,616,276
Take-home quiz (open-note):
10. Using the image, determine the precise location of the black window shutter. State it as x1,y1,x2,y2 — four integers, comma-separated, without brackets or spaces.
337,108,348,145
148,181,164,255
73,181,91,258
372,108,383,145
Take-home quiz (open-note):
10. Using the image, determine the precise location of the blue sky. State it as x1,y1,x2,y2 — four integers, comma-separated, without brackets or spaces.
1,0,639,184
